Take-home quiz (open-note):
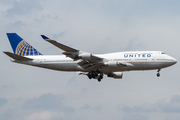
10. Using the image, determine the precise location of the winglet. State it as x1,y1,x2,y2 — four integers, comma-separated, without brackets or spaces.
41,35,50,40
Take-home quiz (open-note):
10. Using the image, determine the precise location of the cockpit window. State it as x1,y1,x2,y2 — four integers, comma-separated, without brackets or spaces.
161,52,166,54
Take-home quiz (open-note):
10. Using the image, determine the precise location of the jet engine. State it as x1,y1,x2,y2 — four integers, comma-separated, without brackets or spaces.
77,53,92,59
107,72,123,79
104,61,119,67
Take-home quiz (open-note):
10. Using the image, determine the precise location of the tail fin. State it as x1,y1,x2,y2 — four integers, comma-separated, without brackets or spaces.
6,33,42,56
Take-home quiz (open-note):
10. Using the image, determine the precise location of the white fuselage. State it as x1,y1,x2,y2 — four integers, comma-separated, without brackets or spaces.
12,51,177,74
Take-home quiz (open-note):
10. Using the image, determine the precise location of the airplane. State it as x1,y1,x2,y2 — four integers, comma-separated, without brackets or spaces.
3,33,177,82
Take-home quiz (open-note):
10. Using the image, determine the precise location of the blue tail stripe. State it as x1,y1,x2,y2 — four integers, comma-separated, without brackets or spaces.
7,33,23,53
6,33,42,56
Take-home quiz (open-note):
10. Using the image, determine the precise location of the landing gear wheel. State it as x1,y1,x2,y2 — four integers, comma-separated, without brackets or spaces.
87,72,92,79
157,68,161,77
88,75,92,79
97,75,103,82
157,73,160,77
87,70,104,82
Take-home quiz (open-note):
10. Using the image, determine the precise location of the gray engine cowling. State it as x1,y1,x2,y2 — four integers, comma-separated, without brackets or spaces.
104,61,119,67
107,72,123,79
79,53,92,59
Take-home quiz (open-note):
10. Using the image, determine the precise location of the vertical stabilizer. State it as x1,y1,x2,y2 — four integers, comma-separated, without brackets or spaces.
6,33,42,56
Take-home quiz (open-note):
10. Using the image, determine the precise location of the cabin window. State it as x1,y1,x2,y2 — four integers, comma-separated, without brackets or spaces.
161,52,166,54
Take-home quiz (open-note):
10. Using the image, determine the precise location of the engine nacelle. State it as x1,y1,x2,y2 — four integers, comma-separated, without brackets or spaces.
107,72,123,79
79,53,92,59
104,61,119,67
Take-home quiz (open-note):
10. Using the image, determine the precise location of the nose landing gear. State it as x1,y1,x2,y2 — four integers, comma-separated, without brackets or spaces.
157,69,161,77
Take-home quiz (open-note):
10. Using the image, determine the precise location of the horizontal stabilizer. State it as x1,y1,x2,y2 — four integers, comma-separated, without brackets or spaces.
3,51,33,61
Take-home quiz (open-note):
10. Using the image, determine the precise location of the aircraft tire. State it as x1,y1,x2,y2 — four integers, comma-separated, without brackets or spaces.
157,73,160,77
98,78,101,82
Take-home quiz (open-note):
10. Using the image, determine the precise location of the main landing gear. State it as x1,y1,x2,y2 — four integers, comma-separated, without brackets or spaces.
98,75,103,82
157,68,161,77
87,70,103,82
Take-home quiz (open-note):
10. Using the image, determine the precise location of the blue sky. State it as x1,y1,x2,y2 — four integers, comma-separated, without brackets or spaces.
0,0,180,120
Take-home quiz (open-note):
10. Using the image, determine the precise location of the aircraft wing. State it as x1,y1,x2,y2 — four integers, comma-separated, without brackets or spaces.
41,35,133,71
41,35,78,52
41,35,102,61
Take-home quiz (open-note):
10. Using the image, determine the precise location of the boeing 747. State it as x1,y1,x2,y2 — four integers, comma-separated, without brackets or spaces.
4,33,177,82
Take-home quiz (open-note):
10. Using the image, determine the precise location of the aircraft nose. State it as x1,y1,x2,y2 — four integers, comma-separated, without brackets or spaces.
172,57,177,64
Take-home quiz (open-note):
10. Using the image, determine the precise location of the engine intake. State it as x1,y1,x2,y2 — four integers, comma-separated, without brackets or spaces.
107,72,123,79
